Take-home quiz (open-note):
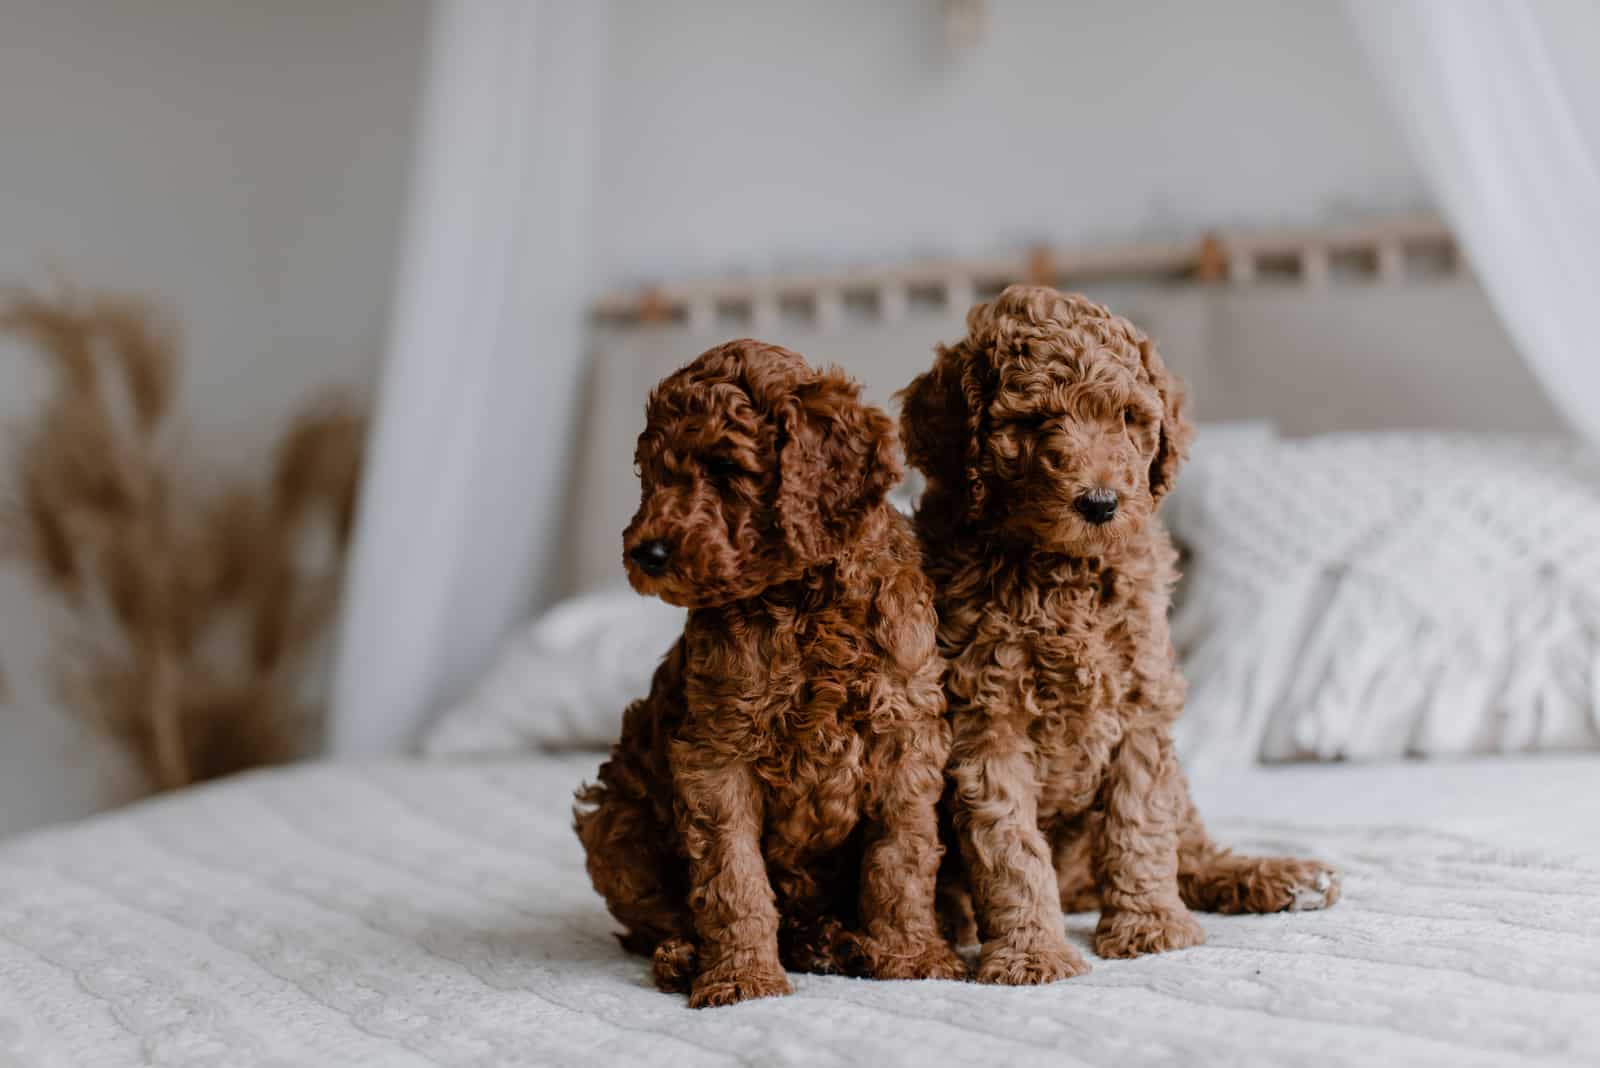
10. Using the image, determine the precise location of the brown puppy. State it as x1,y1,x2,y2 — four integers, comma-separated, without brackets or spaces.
900,286,1338,985
575,339,964,1008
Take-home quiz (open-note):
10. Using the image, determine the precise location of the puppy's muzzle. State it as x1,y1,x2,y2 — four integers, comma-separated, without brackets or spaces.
629,539,672,576
1072,489,1119,525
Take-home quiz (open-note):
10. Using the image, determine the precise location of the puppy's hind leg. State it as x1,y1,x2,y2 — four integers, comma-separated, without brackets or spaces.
1051,813,1103,914
1174,772,1340,914
573,777,697,992
767,843,870,979
935,808,978,948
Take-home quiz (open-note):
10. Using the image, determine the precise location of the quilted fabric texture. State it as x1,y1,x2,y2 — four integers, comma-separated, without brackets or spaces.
1168,432,1600,769
0,755,1597,1067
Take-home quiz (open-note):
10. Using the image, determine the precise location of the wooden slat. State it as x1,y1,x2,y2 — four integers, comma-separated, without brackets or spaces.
685,297,714,334
943,273,975,315
879,282,908,324
1194,233,1228,284
1376,241,1406,284
593,216,1456,328
814,288,842,332
1301,245,1331,287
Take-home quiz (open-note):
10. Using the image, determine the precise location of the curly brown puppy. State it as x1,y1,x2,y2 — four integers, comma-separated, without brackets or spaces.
574,339,964,1008
900,285,1338,985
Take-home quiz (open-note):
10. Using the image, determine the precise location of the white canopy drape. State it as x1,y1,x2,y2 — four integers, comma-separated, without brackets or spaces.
329,0,599,754
1345,0,1600,442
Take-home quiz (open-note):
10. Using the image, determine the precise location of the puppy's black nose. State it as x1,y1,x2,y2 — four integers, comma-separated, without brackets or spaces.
1073,489,1119,525
629,540,671,576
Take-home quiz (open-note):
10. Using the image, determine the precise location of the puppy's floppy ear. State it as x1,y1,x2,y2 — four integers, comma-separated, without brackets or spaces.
1138,338,1193,500
897,339,990,523
776,369,900,561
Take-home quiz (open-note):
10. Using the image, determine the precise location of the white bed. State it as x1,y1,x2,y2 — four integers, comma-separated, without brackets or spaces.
7,237,1600,1067
2,753,1596,1068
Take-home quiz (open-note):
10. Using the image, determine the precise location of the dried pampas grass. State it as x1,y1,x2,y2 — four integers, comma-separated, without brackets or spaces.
1,287,365,792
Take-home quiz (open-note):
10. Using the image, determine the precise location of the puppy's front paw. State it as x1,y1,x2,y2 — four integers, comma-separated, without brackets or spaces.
1094,906,1205,959
687,957,793,1008
870,939,969,982
976,932,1090,985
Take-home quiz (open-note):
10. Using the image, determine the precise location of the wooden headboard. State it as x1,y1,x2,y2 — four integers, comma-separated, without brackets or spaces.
561,219,1560,595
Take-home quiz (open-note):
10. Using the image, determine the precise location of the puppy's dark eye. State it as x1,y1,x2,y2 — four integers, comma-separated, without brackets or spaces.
704,457,743,480
1122,407,1140,426
1012,414,1049,431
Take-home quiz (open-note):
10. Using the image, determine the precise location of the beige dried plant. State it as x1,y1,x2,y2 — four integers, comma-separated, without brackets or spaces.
1,287,365,792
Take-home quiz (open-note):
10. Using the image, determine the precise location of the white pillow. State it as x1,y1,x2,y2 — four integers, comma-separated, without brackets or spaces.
1168,432,1600,770
422,589,684,754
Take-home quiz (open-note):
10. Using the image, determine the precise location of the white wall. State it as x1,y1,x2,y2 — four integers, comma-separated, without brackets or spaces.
0,0,426,471
0,0,427,836
592,0,1427,288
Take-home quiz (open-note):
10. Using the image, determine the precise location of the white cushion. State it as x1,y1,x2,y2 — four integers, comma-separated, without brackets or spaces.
422,589,684,754
1169,431,1600,770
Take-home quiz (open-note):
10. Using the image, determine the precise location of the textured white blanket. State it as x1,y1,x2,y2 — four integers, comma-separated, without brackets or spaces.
1168,433,1600,770
1,755,1596,1067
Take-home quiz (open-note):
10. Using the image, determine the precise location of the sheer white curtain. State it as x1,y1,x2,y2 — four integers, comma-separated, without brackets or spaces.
329,0,600,755
1346,0,1600,442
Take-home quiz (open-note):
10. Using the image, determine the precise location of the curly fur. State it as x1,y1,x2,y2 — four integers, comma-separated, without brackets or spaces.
900,285,1339,985
575,340,965,1008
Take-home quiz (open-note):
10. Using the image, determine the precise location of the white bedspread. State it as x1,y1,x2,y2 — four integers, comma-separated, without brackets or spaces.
1,754,1596,1068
